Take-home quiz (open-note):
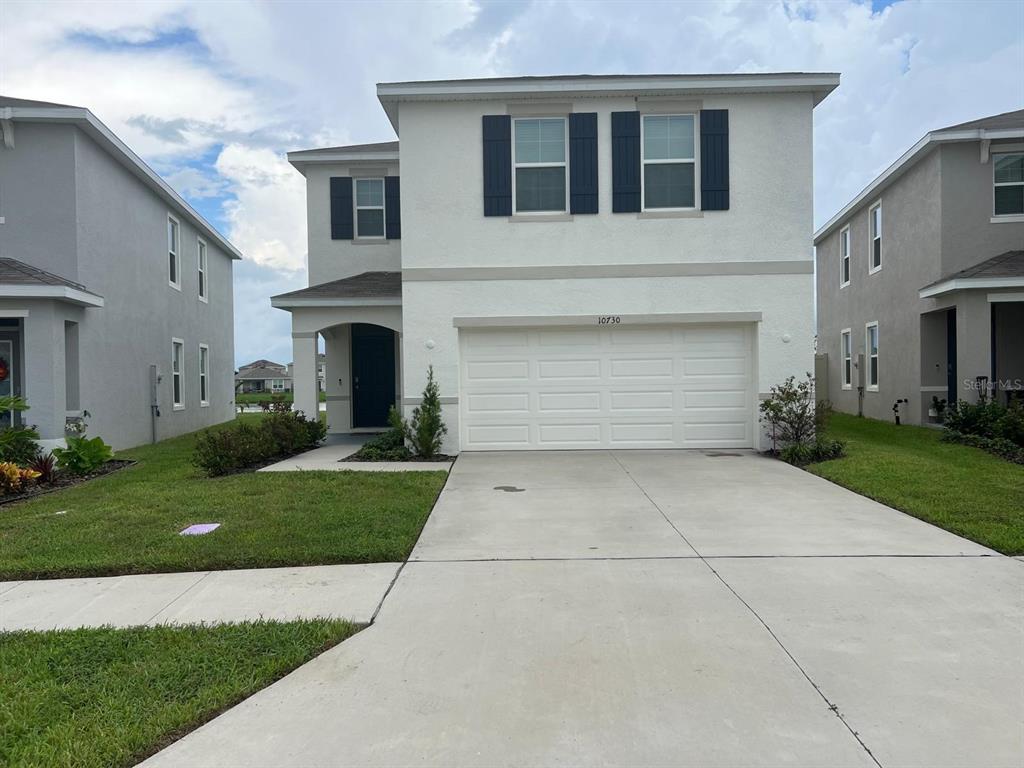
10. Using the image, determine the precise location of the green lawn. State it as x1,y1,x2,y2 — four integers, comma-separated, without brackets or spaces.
235,391,326,404
811,413,1024,555
0,620,360,768
0,416,447,579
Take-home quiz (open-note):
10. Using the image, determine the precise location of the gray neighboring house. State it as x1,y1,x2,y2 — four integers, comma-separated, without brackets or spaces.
815,109,1024,425
235,360,292,394
0,96,241,449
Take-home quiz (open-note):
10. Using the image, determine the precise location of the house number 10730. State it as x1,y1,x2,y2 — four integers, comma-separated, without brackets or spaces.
597,316,621,325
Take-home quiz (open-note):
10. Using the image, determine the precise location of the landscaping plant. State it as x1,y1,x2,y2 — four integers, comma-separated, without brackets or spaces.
760,373,845,466
0,395,41,465
0,461,41,495
192,411,325,476
397,366,448,459
52,435,114,476
942,398,1024,462
350,407,412,461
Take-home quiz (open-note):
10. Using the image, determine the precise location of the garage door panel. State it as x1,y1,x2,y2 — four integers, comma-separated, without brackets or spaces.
460,324,754,450
538,391,602,412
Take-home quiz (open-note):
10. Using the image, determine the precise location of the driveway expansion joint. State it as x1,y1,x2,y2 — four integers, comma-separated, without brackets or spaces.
607,450,885,768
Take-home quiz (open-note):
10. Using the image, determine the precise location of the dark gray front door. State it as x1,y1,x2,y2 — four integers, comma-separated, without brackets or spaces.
351,324,396,428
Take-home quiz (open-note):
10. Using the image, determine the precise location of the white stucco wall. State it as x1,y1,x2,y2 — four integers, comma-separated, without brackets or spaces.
303,162,402,285
394,91,818,452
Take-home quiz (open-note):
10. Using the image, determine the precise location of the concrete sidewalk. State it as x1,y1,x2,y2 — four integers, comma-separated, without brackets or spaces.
0,563,400,631
258,434,453,472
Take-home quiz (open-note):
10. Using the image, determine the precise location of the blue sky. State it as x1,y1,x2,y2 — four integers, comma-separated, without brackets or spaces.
1,0,1021,366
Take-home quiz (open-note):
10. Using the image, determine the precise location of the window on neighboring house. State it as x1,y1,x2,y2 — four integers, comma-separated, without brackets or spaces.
513,117,567,213
199,344,209,406
197,238,208,302
168,215,181,289
642,114,696,210
840,330,852,389
355,178,385,238
869,202,882,272
270,379,285,393
171,339,184,408
866,323,879,390
839,225,851,287
994,153,1024,216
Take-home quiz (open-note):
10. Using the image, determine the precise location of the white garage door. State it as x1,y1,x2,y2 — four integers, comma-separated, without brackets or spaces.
459,324,756,450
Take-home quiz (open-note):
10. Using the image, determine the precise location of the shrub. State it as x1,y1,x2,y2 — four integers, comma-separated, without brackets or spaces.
350,407,411,461
0,395,41,465
759,374,844,465
401,366,448,459
942,430,1024,465
52,435,114,476
0,461,41,495
28,452,57,484
943,399,1024,449
192,412,325,476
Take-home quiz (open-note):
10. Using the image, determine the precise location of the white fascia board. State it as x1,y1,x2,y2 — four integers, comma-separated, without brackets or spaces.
271,297,402,309
919,276,1024,299
287,151,400,176
3,106,243,260
815,126,1024,244
377,73,840,133
0,284,105,307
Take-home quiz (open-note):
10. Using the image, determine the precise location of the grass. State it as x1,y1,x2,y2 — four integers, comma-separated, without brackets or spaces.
0,415,447,579
0,619,360,768
235,391,326,404
810,412,1024,555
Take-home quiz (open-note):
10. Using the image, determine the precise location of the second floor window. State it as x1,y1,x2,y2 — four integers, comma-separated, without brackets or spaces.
513,117,567,213
839,225,851,287
869,202,882,272
168,215,180,289
197,238,208,301
355,178,385,238
994,153,1024,216
642,114,696,210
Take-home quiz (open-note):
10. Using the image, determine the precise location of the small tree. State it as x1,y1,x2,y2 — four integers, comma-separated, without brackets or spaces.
760,373,842,465
403,365,448,459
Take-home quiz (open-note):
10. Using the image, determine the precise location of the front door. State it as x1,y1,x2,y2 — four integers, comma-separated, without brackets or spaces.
0,328,21,428
351,324,396,428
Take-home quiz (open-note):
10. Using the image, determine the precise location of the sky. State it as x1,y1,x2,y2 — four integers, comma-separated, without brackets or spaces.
1,0,1022,367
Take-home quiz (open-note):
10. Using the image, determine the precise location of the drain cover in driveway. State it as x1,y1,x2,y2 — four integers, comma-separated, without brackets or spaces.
493,486,525,493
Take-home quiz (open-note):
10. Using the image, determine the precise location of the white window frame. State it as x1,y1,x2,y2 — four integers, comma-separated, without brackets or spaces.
171,338,185,409
993,151,1024,217
840,329,852,390
197,237,208,303
270,378,285,393
167,214,181,290
354,178,386,240
839,224,851,288
865,322,879,391
198,343,209,407
640,112,699,212
511,116,569,216
868,201,882,274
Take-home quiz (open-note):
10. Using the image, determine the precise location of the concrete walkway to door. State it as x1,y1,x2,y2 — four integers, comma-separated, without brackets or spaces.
143,450,1023,768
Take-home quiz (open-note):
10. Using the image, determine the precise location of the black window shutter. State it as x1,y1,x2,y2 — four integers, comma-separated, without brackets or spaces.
569,113,598,214
700,109,729,211
482,115,512,216
611,111,641,213
330,176,353,239
385,176,401,239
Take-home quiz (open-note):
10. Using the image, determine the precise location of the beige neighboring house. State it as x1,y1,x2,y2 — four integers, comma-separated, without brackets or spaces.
235,360,291,394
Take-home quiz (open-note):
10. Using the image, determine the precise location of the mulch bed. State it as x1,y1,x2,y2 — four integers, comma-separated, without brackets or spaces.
0,460,135,506
341,453,456,463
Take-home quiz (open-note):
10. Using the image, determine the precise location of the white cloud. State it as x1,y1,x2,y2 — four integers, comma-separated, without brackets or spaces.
1,0,1021,366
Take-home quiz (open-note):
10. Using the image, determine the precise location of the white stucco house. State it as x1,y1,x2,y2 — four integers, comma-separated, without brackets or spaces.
273,73,839,453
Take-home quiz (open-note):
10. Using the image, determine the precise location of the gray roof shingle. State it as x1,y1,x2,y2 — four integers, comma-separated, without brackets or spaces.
0,257,96,293
922,250,1024,290
0,95,82,109
272,271,401,302
235,365,292,381
937,109,1024,133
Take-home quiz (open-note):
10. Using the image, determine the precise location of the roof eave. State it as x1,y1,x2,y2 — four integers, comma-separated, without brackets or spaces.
919,276,1024,299
4,106,243,260
815,126,1024,244
0,284,105,307
377,73,841,135
287,150,400,175
271,297,402,310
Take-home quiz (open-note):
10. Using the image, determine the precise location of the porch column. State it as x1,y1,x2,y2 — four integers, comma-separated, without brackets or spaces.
22,304,67,445
292,331,319,419
323,327,351,433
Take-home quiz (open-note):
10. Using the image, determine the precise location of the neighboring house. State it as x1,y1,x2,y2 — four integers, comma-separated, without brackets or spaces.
273,73,839,452
285,354,326,392
815,109,1024,425
0,96,240,449
235,360,292,394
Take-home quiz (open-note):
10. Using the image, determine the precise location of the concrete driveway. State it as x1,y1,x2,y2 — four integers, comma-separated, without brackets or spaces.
144,451,1023,768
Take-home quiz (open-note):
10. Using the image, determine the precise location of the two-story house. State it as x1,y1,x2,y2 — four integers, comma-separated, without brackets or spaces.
815,109,1024,425
0,96,240,449
235,359,292,395
274,73,839,452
